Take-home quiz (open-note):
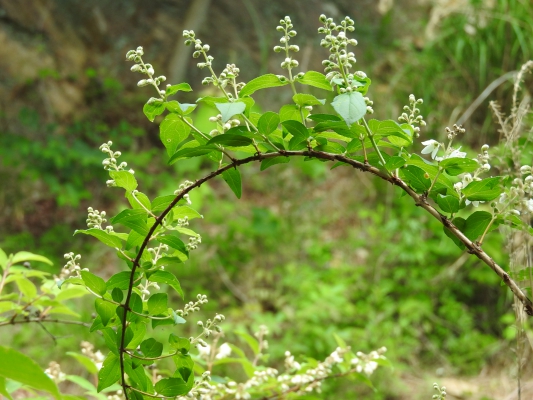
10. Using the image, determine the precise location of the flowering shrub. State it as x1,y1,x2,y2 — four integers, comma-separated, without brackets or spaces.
0,13,532,400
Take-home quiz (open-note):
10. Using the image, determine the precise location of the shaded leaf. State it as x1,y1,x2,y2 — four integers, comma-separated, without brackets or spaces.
221,168,242,198
261,157,290,171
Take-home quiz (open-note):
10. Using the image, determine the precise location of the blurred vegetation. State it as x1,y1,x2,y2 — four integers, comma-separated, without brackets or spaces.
1,0,533,398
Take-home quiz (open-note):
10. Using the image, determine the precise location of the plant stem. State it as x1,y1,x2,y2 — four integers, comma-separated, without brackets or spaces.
362,118,387,169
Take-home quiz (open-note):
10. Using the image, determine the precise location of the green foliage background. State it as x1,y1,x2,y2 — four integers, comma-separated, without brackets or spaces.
1,0,532,398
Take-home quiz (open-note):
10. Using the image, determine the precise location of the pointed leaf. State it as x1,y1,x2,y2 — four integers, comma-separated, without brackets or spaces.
295,71,333,91
140,338,163,358
147,293,168,315
206,134,252,147
165,83,192,96
436,194,460,214
110,209,148,236
0,346,60,399
154,377,189,397
75,229,123,249
439,157,479,176
215,102,246,123
239,74,289,97
462,177,501,201
81,271,106,296
261,156,290,171
148,271,184,299
160,114,191,157
109,171,138,191
168,145,217,165
257,112,280,135
221,168,242,198
331,92,367,126
292,94,325,107
12,252,52,266
143,100,165,122
97,352,120,392
95,299,117,326
463,211,493,241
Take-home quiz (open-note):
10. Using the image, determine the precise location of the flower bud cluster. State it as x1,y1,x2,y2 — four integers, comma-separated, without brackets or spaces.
432,382,447,399
174,180,194,205
398,94,426,136
99,141,134,187
86,207,110,230
273,17,300,71
58,252,87,280
126,46,166,96
106,391,123,400
186,235,202,251
193,313,226,345
318,15,361,91
176,293,208,317
209,114,241,136
349,346,387,375
44,361,66,383
80,341,105,370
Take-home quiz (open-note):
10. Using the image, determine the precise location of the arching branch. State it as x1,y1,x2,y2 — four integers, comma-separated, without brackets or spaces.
118,149,533,398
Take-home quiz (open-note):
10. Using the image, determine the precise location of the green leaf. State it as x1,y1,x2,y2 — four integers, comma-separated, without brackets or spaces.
154,377,189,397
239,74,289,97
257,112,280,134
368,119,412,143
111,287,123,303
126,191,151,211
0,376,13,400
109,170,138,192
169,335,190,353
149,271,184,299
173,353,195,383
260,156,290,171
439,157,480,176
331,92,367,126
215,102,246,123
106,271,138,291
11,251,52,266
160,114,191,157
461,177,502,201
221,168,242,199
388,123,414,148
399,166,431,192
165,101,196,116
206,134,253,147
168,145,216,165
463,211,493,241
143,100,166,122
127,293,144,322
14,278,37,300
140,338,163,358
95,299,117,326
110,209,148,236
151,195,176,213
308,114,341,122
0,346,61,399
384,156,406,171
81,271,107,296
436,194,460,214
0,248,7,270
66,352,99,375
172,206,203,220
282,120,309,150
75,229,123,248
280,104,308,123
157,235,188,255
147,293,168,315
165,83,192,96
295,71,333,91
444,218,466,249
97,352,120,392
171,309,187,325
235,331,260,355
292,94,325,107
